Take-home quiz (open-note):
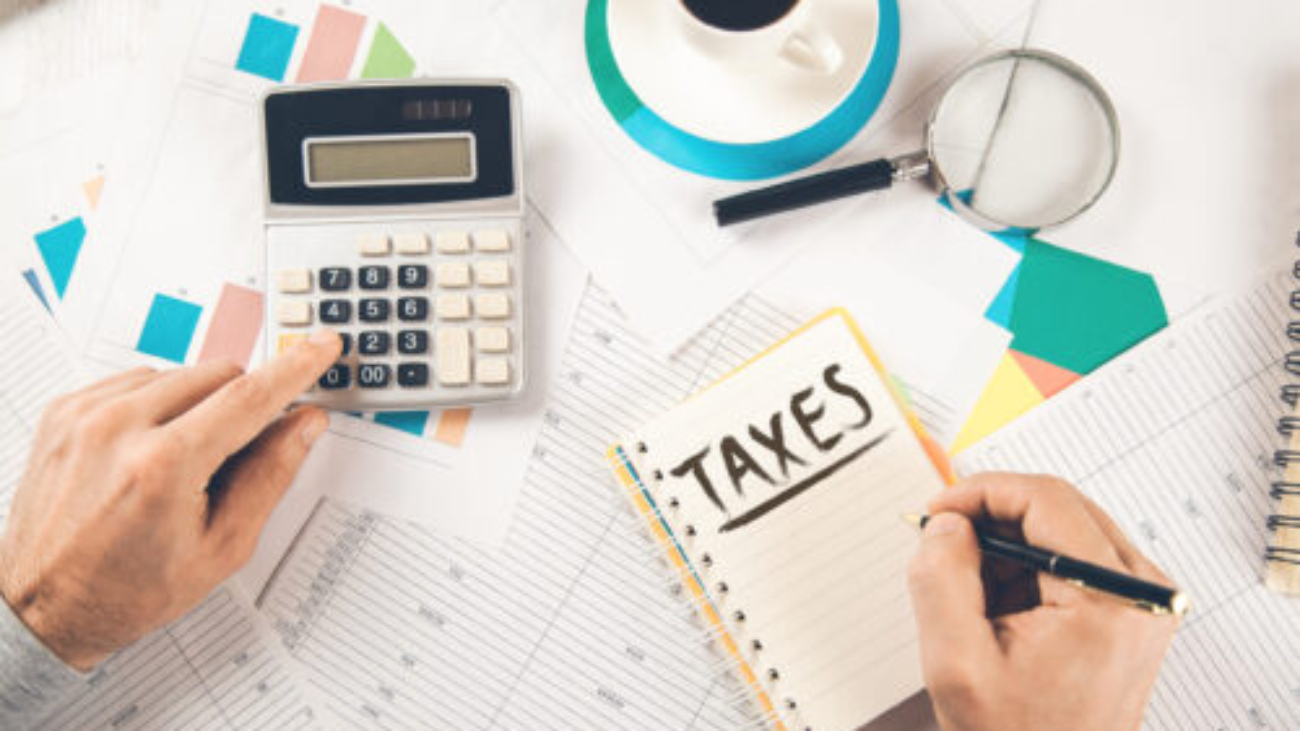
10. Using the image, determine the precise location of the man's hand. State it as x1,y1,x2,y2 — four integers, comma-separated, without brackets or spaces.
0,330,341,670
908,473,1177,731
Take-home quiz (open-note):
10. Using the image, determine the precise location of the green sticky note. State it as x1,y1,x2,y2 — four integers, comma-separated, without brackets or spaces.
1008,240,1167,375
361,22,415,79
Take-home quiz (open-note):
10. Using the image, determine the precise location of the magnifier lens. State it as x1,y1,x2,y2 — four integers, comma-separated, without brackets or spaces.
930,54,1118,230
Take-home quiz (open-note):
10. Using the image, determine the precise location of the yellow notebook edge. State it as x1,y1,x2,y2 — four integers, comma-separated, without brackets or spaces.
604,308,958,729
1267,413,1300,595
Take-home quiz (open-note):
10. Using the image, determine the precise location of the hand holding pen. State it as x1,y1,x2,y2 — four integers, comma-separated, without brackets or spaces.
906,473,1179,731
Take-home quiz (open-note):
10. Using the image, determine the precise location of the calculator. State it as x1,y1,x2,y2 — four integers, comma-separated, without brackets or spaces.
259,80,525,410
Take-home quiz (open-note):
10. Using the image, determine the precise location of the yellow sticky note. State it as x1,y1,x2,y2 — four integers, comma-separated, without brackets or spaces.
951,352,1046,454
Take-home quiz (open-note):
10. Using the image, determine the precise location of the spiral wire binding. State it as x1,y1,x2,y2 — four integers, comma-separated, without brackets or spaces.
1268,232,1300,571
617,442,810,731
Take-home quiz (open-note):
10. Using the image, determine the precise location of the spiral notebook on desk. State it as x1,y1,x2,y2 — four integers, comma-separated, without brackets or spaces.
608,310,952,731
1268,255,1300,594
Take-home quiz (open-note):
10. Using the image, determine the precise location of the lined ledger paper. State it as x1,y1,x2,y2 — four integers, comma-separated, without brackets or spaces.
0,273,326,730
258,285,978,729
956,268,1300,729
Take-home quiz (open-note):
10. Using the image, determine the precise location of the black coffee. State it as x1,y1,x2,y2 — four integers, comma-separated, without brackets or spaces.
681,0,800,32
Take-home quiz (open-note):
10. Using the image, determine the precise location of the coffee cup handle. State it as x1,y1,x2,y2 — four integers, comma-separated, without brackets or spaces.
780,22,844,75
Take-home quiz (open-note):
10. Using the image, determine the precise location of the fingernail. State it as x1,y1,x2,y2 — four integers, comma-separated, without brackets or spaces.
301,413,329,446
924,513,963,538
309,329,339,347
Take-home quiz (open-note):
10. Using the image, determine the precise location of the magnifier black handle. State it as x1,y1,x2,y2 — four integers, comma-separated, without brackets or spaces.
714,158,895,227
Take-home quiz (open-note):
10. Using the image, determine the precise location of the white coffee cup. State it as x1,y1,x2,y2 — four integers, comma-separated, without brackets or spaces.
674,0,844,75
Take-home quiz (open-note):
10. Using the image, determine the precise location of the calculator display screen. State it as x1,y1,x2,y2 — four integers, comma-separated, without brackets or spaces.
305,134,475,186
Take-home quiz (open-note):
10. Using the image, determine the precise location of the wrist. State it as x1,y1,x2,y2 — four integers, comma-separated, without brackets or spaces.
0,562,105,671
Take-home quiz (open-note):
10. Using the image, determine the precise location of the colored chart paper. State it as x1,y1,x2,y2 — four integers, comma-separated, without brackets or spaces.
82,175,105,210
21,269,50,312
34,216,86,299
360,22,415,79
235,13,299,81
296,4,365,82
952,235,1167,453
137,293,203,364
433,408,472,446
373,411,430,438
198,283,264,368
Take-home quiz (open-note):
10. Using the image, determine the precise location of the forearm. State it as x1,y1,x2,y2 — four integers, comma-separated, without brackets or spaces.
0,596,84,730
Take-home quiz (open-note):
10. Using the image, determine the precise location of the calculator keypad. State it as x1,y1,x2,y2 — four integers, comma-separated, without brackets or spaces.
268,220,523,409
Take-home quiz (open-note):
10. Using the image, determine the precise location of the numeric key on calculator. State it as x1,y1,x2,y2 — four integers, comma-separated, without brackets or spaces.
398,265,429,289
398,330,428,354
398,363,430,388
320,267,351,291
319,364,350,390
359,266,390,290
359,298,391,322
359,331,391,356
320,299,352,324
357,363,391,388
398,297,429,322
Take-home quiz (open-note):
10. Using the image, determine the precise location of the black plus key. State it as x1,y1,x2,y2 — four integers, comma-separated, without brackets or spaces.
397,330,428,355
398,265,429,289
398,363,430,388
318,364,350,390
339,333,353,355
357,363,391,388
397,297,429,322
320,267,352,291
359,266,390,290
319,299,352,324
359,331,391,356
359,298,391,322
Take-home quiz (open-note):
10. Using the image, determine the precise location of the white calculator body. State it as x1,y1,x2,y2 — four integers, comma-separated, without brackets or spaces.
260,80,525,410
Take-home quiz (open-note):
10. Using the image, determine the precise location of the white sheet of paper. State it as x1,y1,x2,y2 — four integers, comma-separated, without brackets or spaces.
955,266,1300,728
57,0,587,548
1026,0,1300,315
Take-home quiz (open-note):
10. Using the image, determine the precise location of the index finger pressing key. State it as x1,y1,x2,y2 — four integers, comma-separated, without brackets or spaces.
168,329,341,474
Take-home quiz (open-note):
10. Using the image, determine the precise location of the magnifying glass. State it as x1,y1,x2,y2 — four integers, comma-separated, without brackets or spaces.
713,48,1120,231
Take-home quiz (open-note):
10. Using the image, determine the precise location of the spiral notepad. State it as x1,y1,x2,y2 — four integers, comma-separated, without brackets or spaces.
608,310,952,731
1269,252,1300,595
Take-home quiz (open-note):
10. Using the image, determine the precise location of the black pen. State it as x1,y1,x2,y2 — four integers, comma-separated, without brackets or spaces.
903,514,1191,617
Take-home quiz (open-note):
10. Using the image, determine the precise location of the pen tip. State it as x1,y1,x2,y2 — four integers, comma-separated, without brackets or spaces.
1171,591,1192,618
901,513,925,528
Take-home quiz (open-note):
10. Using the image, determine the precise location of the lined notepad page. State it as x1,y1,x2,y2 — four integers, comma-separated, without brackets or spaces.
0,275,327,730
955,267,1300,729
624,313,945,731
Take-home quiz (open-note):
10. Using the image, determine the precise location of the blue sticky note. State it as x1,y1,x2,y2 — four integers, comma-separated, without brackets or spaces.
137,294,202,364
984,264,1021,330
21,269,50,312
236,13,299,81
34,217,86,299
374,411,430,438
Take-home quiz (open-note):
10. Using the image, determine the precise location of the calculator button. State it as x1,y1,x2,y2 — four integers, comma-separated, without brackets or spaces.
435,231,470,254
474,230,511,252
474,260,511,287
359,331,392,356
357,363,392,388
319,364,351,390
358,233,391,256
475,293,511,320
276,269,312,294
359,298,391,322
277,300,313,327
398,265,429,289
398,297,430,322
436,294,471,321
476,358,511,385
320,299,352,324
359,266,390,290
436,263,471,288
436,329,471,385
394,232,430,255
340,333,353,355
398,363,430,388
319,267,351,291
476,327,510,353
398,330,429,354
277,333,308,354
